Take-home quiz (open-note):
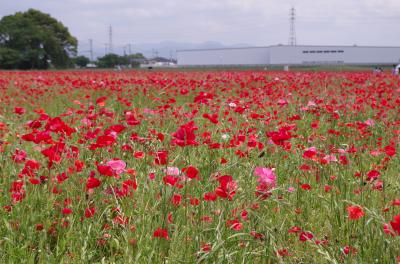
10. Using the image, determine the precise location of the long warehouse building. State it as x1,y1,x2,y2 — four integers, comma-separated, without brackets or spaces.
177,45,400,66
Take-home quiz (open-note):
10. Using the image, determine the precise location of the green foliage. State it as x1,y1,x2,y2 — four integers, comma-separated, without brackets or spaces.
96,53,122,68
0,47,20,69
0,9,77,69
73,55,90,68
96,53,146,68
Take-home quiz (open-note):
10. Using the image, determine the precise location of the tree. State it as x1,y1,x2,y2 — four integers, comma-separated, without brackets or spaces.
0,9,77,69
73,55,90,68
127,53,146,60
96,53,147,68
97,54,128,68
127,53,147,67
96,53,121,68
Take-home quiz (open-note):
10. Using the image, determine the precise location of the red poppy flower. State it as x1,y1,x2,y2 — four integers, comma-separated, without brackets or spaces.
200,243,212,252
133,151,145,159
12,149,27,163
163,175,180,186
215,175,237,200
299,231,314,242
288,226,302,234
181,166,199,180
62,208,73,215
171,194,182,206
96,96,107,106
347,205,364,220
153,228,169,240
14,107,26,115
86,177,101,189
300,184,311,190
97,164,114,177
154,150,168,165
266,128,292,146
390,214,400,235
226,219,242,231
366,170,380,181
171,121,198,147
384,145,396,157
203,192,217,201
85,207,96,218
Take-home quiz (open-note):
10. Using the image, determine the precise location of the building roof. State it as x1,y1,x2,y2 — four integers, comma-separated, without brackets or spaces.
177,44,400,53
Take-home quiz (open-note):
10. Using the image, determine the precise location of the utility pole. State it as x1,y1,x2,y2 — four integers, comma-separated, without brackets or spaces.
89,39,93,61
289,7,297,46
108,25,113,53
123,44,132,56
104,43,108,55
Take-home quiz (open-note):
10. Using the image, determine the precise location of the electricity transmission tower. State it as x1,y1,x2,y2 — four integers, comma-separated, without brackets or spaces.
289,7,297,46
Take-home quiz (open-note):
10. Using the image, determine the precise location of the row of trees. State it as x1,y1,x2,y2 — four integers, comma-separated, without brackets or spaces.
73,53,147,68
0,9,149,69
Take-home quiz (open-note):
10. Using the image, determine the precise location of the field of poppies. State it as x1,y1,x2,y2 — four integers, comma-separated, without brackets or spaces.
0,70,399,263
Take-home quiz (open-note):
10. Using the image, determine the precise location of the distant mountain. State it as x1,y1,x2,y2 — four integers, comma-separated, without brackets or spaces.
79,41,253,60
133,41,233,59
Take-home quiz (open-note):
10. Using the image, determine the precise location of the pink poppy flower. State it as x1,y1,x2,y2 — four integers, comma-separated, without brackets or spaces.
254,167,277,187
106,159,126,175
164,166,180,176
364,118,375,126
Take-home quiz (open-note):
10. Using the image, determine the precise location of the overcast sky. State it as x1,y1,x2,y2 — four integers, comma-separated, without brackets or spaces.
2,0,400,52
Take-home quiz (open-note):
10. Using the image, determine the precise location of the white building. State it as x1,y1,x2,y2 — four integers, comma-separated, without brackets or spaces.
177,45,400,66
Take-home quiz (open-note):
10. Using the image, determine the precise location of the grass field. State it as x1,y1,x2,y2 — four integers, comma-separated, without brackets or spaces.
0,70,399,263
